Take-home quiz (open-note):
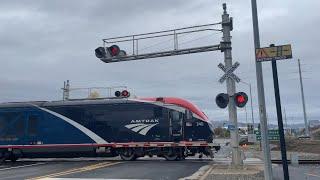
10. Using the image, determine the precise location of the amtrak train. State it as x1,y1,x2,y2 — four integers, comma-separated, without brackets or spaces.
0,96,219,162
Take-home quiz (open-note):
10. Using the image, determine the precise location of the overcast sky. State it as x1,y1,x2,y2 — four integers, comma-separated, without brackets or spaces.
0,0,319,125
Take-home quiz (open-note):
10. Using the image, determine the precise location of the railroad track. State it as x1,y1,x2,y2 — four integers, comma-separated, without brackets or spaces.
271,159,320,164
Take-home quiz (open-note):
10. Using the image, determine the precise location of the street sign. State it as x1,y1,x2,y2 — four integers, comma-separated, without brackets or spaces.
218,62,240,83
255,44,292,62
255,130,280,141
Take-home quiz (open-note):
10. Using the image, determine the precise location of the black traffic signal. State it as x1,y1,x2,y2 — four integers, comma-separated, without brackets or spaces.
95,47,106,58
95,45,126,59
234,92,248,108
115,90,130,98
215,93,229,108
115,91,121,97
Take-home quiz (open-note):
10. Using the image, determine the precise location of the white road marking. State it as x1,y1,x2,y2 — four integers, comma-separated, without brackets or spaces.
0,162,46,171
40,178,150,180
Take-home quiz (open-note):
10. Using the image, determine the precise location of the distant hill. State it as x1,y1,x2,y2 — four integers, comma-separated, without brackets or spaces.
210,120,318,130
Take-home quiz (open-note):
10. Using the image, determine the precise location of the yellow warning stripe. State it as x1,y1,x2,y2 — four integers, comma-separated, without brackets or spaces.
28,161,121,180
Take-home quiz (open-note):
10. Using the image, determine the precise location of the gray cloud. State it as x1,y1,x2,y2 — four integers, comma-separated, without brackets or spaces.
0,0,319,125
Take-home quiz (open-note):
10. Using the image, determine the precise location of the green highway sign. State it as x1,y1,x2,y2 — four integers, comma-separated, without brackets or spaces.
254,129,280,141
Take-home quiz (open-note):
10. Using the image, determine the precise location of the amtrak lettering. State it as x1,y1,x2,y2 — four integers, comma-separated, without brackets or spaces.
125,119,159,136
130,119,159,123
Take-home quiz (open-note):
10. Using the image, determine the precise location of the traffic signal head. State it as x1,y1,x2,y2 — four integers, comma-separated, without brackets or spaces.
115,91,121,97
121,90,130,97
234,92,248,108
108,45,120,57
215,93,229,108
95,45,125,59
95,47,107,58
114,90,130,98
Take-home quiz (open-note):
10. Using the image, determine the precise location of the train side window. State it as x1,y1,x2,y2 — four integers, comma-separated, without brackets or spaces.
0,115,6,132
154,107,162,118
28,115,38,136
14,116,26,136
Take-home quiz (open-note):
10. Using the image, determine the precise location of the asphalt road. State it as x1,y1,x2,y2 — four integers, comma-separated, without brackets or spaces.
0,157,211,180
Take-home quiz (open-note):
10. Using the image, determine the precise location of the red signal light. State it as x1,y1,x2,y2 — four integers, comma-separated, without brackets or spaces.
121,90,130,97
236,95,245,103
234,92,248,108
108,45,120,56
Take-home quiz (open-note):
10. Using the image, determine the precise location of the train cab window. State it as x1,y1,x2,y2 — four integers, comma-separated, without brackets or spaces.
28,115,38,136
171,111,182,122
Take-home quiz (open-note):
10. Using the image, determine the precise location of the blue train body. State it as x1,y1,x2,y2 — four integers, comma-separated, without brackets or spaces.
0,97,219,161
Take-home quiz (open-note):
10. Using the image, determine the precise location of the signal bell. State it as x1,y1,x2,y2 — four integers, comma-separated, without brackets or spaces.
215,93,229,109
234,92,248,108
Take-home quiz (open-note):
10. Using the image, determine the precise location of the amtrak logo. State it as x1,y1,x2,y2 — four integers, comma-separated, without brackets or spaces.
125,119,159,135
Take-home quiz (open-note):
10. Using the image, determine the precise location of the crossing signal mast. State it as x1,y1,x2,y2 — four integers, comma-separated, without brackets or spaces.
94,23,222,63
94,3,244,166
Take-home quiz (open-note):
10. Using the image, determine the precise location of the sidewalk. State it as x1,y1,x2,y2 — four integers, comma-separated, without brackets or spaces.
204,158,264,180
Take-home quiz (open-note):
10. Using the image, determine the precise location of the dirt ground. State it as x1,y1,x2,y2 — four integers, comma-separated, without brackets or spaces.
271,138,320,154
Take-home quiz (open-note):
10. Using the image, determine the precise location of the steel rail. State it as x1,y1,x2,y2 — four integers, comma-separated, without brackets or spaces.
271,159,320,164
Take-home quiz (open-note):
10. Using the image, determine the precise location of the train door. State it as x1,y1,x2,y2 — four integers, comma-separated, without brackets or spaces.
27,112,41,144
170,111,183,142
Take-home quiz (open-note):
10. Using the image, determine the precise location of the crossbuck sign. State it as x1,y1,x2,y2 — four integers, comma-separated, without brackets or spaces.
218,62,240,83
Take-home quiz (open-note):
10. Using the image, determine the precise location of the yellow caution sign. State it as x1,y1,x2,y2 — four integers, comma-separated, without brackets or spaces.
255,44,292,62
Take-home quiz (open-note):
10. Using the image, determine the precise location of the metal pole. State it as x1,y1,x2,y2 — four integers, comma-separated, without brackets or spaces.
66,80,70,100
222,3,242,166
245,106,249,134
249,83,255,127
241,81,255,127
136,40,139,55
271,60,289,180
251,0,273,179
132,36,135,55
245,105,248,124
63,81,66,100
174,30,177,50
298,59,309,136
284,107,288,131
